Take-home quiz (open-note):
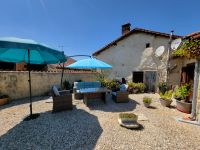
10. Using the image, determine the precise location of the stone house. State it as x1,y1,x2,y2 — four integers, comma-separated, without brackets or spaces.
169,31,200,86
169,31,200,118
93,23,181,92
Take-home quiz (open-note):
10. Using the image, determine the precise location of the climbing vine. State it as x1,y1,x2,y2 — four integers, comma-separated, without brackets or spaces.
172,39,200,59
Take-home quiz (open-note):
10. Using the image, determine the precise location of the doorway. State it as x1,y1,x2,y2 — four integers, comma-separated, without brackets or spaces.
132,71,143,83
144,71,157,93
132,71,157,93
181,63,195,85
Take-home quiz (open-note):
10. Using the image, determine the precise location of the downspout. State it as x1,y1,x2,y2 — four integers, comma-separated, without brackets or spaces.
166,30,174,83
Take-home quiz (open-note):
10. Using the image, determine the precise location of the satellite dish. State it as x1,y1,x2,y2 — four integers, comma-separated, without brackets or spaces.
171,38,182,50
155,46,165,57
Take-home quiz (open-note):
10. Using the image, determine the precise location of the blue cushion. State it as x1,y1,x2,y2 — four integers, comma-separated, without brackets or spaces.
74,81,101,90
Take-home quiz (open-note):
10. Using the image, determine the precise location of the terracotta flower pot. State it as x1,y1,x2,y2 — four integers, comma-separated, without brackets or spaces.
176,99,192,114
0,98,9,106
160,98,172,107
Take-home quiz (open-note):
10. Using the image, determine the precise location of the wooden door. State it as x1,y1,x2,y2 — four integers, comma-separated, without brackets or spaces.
144,71,157,93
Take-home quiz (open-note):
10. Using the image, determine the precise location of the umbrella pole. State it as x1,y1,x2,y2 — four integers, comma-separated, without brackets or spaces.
28,49,33,117
24,49,40,121
60,63,64,89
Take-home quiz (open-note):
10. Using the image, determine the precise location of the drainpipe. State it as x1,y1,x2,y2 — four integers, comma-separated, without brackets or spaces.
166,30,174,83
191,59,200,120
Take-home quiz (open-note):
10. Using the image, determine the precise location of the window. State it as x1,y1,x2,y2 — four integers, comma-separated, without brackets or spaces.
132,71,144,83
146,43,150,48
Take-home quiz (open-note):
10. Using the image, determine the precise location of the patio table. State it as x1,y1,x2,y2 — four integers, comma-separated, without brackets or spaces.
79,88,109,106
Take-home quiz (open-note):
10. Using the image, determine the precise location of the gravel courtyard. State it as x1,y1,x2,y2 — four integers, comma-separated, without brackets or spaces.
0,94,200,150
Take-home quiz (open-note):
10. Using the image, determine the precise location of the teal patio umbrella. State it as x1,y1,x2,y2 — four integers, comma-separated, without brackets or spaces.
66,57,112,69
0,37,66,120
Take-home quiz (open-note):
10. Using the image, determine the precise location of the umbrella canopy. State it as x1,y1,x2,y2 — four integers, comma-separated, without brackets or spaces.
66,57,112,69
0,37,66,64
0,37,66,121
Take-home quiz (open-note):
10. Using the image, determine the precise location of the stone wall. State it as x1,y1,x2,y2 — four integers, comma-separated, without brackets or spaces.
168,58,183,86
0,71,97,100
95,32,170,84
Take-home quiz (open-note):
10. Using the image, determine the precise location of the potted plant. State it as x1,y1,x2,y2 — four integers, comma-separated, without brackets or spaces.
118,113,140,129
159,90,173,107
97,73,107,87
0,93,9,106
119,113,138,122
106,80,120,92
174,84,192,114
143,97,152,108
158,82,169,94
127,82,145,94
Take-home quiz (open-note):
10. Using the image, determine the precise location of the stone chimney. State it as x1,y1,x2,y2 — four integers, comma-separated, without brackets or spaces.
122,23,131,35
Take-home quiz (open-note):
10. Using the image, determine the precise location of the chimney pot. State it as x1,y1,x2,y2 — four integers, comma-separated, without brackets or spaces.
122,23,131,35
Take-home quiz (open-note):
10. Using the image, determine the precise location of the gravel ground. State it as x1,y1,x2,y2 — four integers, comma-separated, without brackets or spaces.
0,94,200,150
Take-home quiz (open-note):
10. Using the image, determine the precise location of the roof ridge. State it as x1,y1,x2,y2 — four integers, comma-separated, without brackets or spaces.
186,30,200,39
93,27,182,56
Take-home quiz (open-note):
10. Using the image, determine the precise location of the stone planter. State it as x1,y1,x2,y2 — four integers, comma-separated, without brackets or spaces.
143,102,150,108
160,98,172,107
119,113,138,122
176,99,192,114
0,97,9,106
118,113,140,129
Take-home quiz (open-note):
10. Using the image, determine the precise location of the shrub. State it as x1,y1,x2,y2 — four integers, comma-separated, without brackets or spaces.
174,84,190,100
99,78,110,88
128,82,145,93
160,90,173,100
96,73,110,88
143,97,152,104
97,73,121,91
63,80,71,90
119,113,138,119
106,80,120,91
158,82,169,94
172,39,200,59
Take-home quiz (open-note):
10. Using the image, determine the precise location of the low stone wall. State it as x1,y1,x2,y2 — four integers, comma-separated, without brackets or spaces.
0,71,97,100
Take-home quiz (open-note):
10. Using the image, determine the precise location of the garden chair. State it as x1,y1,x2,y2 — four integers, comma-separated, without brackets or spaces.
112,84,129,103
112,91,129,103
52,85,72,112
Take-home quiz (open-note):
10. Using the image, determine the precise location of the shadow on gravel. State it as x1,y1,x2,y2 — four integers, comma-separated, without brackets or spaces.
88,97,139,112
168,105,176,109
120,123,144,131
0,96,51,109
148,106,157,109
130,124,144,131
0,108,102,150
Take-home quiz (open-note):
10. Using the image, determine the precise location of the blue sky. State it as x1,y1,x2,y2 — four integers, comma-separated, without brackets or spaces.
0,0,200,56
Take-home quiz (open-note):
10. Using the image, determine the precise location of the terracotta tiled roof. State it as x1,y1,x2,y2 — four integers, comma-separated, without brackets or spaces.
185,31,200,39
93,28,182,56
48,57,76,70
